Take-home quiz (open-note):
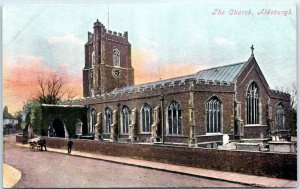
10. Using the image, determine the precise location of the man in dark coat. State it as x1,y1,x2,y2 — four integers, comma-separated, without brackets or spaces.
67,138,73,154
38,137,47,151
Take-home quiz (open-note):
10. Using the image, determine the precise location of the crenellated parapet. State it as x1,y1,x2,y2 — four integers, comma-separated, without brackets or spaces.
269,89,290,100
106,29,128,39
85,19,129,46
63,76,235,106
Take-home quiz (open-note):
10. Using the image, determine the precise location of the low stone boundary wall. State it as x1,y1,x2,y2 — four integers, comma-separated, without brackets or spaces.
16,134,23,143
17,135,297,180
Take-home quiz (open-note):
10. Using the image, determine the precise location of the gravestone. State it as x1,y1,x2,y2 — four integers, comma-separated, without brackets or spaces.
222,134,229,145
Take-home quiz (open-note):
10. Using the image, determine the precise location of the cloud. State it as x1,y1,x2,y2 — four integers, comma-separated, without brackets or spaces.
141,37,158,48
193,33,202,39
214,37,234,45
3,55,82,113
47,34,84,46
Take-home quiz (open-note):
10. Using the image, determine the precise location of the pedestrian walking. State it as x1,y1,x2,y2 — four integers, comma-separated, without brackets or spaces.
67,138,73,154
38,136,47,151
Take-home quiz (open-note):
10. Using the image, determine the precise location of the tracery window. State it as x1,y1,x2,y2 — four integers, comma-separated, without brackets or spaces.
168,101,182,135
121,106,130,134
113,49,120,67
104,107,112,133
247,82,259,124
141,104,152,133
275,104,285,130
205,97,222,133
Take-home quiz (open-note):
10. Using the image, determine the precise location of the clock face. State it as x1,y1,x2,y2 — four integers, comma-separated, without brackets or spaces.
112,68,120,78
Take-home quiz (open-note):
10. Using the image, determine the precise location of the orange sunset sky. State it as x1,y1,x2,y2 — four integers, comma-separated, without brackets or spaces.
3,49,201,114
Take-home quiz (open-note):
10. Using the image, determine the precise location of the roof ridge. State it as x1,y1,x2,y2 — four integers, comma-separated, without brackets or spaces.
113,60,248,93
113,74,195,92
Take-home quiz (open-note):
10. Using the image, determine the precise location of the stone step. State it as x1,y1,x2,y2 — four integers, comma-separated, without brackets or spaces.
241,138,270,143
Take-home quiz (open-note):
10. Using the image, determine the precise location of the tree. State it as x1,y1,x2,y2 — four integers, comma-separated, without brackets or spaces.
289,84,297,136
275,84,297,136
14,110,23,130
35,72,77,104
3,106,13,119
36,72,64,104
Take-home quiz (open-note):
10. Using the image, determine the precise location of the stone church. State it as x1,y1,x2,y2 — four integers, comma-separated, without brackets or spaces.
65,20,290,147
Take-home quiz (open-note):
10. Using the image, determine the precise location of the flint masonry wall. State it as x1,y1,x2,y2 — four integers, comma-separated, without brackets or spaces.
17,135,296,180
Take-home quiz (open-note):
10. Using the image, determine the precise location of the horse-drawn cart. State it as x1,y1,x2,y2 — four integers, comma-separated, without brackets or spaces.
28,138,42,151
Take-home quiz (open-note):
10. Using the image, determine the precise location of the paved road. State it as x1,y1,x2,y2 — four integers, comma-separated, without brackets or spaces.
4,135,245,188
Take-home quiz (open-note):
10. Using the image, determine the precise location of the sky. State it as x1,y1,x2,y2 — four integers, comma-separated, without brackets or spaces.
2,3,296,114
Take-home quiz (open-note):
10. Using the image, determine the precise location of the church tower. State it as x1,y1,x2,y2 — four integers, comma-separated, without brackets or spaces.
83,19,134,97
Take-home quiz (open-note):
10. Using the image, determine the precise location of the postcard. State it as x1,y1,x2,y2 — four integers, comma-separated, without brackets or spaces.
2,2,297,188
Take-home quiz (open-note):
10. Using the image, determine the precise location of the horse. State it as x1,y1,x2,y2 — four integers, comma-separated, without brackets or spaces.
28,137,47,151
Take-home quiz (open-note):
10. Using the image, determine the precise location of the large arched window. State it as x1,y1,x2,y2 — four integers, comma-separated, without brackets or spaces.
90,109,97,134
205,97,222,133
168,101,182,135
141,103,152,133
247,82,259,124
104,107,112,133
121,106,130,134
113,49,120,67
276,104,285,130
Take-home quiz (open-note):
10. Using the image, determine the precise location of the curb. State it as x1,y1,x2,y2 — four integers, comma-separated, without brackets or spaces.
3,163,22,188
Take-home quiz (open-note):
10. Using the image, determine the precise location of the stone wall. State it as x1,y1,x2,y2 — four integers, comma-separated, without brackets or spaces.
18,136,296,180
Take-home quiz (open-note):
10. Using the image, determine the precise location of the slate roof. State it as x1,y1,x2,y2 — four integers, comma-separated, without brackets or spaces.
113,61,247,94
194,62,246,82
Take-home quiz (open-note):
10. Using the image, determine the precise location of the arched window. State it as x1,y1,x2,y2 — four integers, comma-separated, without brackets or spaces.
247,82,259,124
276,104,285,130
205,97,222,133
104,107,112,133
113,49,120,67
168,101,182,135
121,106,130,134
90,109,97,134
141,104,152,133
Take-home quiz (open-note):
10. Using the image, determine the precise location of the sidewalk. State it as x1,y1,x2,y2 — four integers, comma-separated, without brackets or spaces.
3,163,22,188
16,143,297,188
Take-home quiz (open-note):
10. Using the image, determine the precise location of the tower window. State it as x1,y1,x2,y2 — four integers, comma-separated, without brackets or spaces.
113,49,120,67
206,97,222,133
247,82,259,124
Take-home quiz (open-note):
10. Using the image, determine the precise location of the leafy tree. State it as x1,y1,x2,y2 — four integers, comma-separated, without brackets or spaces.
3,106,13,119
14,111,23,130
30,102,43,135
